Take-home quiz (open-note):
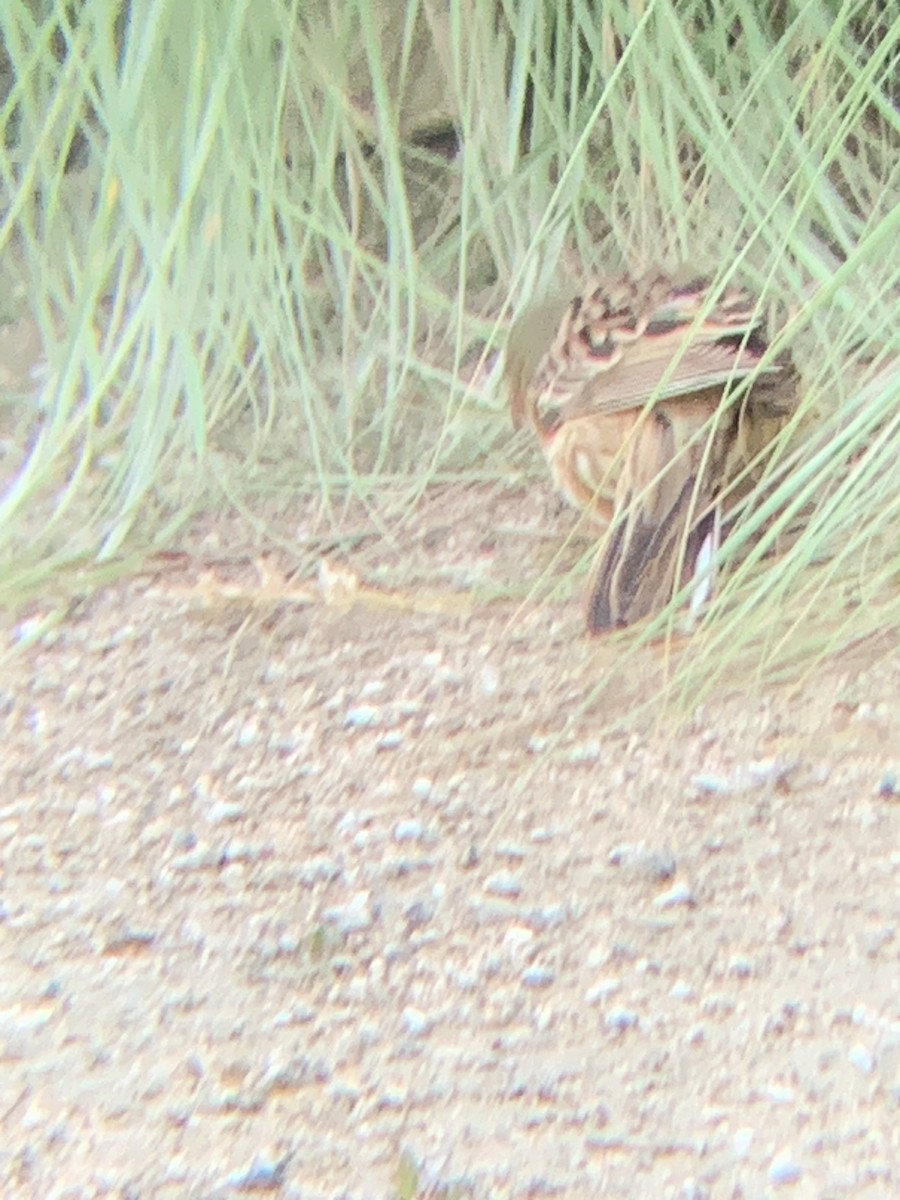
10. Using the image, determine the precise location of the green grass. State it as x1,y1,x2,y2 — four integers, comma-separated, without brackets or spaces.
0,0,897,693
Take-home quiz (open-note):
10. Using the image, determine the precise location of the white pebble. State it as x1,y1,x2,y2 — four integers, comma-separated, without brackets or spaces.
733,1127,754,1158
768,1153,803,1185
344,705,380,729
394,819,424,842
522,965,555,988
654,881,696,908
402,1006,432,1036
377,731,404,751
323,891,373,934
848,1043,874,1074
479,664,500,695
236,719,259,747
605,1007,638,1032
568,739,602,763
485,870,522,898
207,801,244,825
729,955,754,977
16,615,49,643
585,977,621,1005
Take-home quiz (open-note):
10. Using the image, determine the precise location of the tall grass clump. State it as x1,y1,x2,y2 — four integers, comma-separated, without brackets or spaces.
0,0,896,691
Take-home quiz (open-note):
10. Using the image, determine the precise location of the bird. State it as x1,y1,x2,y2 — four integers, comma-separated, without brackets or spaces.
505,271,796,632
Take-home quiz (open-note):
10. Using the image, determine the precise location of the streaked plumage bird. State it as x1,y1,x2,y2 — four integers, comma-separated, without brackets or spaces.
505,271,796,632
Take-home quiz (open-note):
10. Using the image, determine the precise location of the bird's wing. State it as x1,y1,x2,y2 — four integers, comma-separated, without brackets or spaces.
519,273,782,423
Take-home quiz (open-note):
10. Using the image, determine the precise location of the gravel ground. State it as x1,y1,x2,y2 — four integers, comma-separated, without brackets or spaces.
1,486,898,1199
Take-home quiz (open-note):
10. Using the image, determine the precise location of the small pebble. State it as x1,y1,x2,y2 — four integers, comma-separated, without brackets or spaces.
523,903,569,930
496,841,528,861
585,978,621,1005
468,896,517,924
207,801,245,825
336,811,358,835
227,1154,288,1190
852,1002,871,1026
608,842,637,866
377,731,404,751
692,773,734,795
83,750,113,770
568,739,602,764
503,925,534,952
402,899,433,929
402,1006,432,1036
411,777,433,800
643,854,681,883
635,957,660,976
322,891,373,934
277,932,301,955
609,844,676,881
604,1007,638,1032
733,1127,754,1158
485,870,522,898
522,965,555,988
747,757,794,786
848,1043,874,1074
679,1181,708,1200
17,615,49,642
163,1152,189,1176
768,1153,803,1186
701,993,735,1018
344,704,380,729
263,659,287,682
193,773,215,800
219,862,245,890
273,1005,316,1027
298,856,341,885
236,719,259,748
394,818,424,842
877,771,898,797
654,880,696,908
479,664,500,695
328,1076,362,1103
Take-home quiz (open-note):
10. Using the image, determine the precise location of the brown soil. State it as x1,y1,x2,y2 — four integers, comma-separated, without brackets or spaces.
1,484,898,1199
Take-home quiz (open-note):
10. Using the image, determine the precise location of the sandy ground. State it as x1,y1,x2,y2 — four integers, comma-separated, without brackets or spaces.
1,484,898,1199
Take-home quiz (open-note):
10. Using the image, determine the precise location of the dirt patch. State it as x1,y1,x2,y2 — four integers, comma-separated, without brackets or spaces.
1,485,898,1198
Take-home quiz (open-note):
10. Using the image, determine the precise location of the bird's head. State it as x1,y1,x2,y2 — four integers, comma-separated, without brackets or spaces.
504,294,572,429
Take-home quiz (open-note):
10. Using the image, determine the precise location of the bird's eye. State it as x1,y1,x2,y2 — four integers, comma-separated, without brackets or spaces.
584,331,618,360
539,407,563,433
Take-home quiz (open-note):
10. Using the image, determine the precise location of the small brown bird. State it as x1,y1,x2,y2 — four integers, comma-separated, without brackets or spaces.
505,271,796,631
